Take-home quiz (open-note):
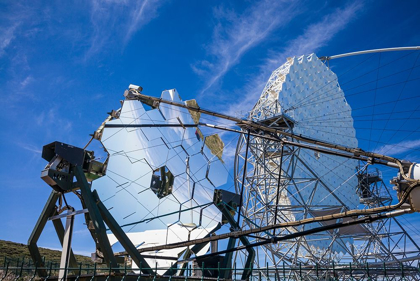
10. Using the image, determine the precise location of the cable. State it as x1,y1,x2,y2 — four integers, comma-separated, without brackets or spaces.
373,52,420,152
178,208,412,263
291,76,420,115
285,53,377,111
295,124,420,154
130,182,419,254
294,63,420,111
286,50,417,112
97,105,240,238
300,124,420,134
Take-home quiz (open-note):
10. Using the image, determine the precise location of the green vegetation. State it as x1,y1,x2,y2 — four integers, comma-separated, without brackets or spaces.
0,240,97,280
0,240,92,266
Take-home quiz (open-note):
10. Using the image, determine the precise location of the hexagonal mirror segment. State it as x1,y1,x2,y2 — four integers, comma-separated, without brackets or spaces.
150,166,174,199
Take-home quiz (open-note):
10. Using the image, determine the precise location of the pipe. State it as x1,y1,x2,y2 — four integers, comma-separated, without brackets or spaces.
128,91,402,166
320,46,420,61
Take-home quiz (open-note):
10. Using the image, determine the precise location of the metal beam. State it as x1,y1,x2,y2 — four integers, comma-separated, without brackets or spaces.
74,166,119,270
27,191,60,277
58,211,75,281
128,91,402,166
50,209,88,220
105,124,197,128
182,209,412,262
320,46,420,61
273,143,285,235
93,190,154,275
237,131,250,224
52,214,78,271
119,182,417,255
177,224,222,276
212,191,255,280
106,122,396,167
220,237,237,279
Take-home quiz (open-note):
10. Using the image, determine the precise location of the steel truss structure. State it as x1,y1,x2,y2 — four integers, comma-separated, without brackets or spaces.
233,54,420,280
19,47,420,281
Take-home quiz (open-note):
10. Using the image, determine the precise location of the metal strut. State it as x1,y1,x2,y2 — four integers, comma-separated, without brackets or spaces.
116,181,418,255
319,46,420,61
29,142,157,277
125,90,404,167
213,189,255,280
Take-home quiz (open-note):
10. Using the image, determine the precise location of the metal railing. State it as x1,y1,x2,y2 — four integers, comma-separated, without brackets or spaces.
1,257,420,281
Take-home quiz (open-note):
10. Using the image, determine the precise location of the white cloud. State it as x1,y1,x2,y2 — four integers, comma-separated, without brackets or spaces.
73,249,93,257
0,2,41,59
38,245,62,251
0,1,164,65
91,93,105,100
74,228,90,236
123,0,161,44
193,0,301,96
17,142,42,154
33,107,73,139
375,139,420,156
0,24,19,57
20,75,34,87
280,2,362,60
86,0,163,58
224,2,363,117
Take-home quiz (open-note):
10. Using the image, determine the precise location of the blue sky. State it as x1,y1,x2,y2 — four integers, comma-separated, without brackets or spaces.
1,0,420,255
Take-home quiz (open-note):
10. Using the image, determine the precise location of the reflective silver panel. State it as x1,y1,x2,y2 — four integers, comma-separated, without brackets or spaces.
93,89,228,267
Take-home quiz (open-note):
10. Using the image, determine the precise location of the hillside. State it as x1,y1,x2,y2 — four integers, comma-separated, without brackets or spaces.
0,240,93,265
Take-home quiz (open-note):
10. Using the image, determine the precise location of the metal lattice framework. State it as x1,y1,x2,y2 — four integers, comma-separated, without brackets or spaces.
23,47,420,281
233,54,420,280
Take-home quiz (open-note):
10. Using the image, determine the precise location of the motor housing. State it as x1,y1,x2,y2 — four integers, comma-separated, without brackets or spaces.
391,163,420,212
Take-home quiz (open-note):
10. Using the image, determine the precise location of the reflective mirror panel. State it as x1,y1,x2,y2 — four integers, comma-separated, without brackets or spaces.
93,89,228,265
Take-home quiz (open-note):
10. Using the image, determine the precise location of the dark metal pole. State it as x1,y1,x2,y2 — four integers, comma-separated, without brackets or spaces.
114,188,414,256
237,130,251,224
321,46,420,61
132,92,400,165
273,143,284,236
27,191,60,277
176,209,409,261
93,191,153,274
74,166,119,270
104,121,398,167
52,217,78,270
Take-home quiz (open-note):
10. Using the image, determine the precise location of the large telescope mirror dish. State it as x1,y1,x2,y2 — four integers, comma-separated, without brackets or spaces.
235,54,362,264
92,89,228,272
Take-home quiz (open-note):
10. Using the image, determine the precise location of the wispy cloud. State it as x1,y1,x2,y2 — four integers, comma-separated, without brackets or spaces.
0,23,19,58
224,2,363,117
20,75,34,87
18,142,42,154
193,0,301,96
0,1,164,65
33,107,73,141
86,0,163,59
123,0,161,44
375,139,420,156
0,1,47,61
0,2,33,62
74,228,90,236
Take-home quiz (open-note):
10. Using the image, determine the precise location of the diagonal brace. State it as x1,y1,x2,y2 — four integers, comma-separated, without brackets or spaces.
74,166,119,270
92,190,154,275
